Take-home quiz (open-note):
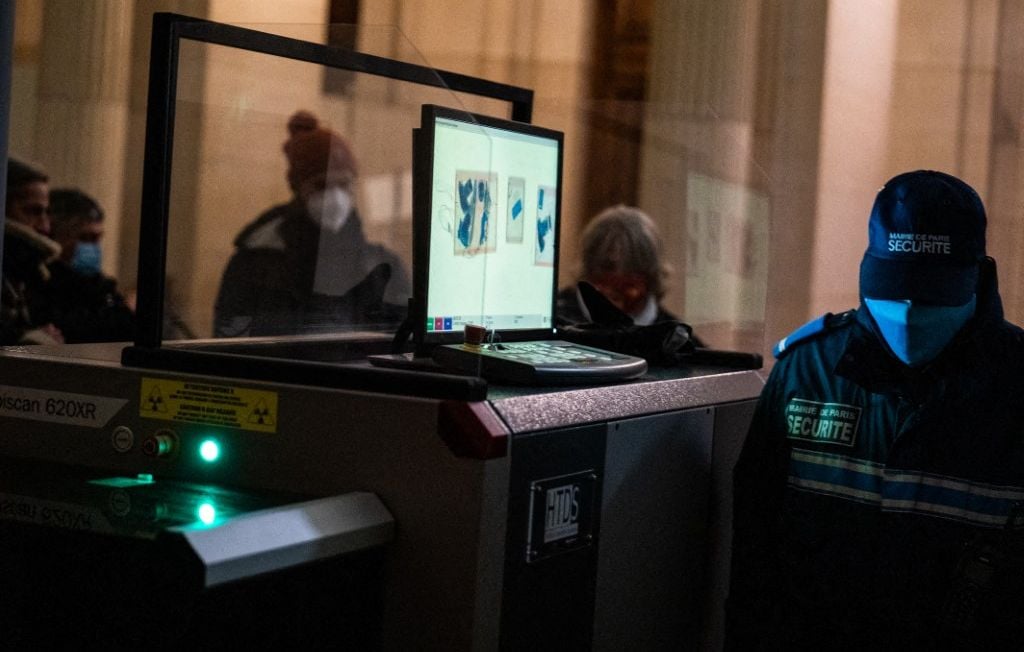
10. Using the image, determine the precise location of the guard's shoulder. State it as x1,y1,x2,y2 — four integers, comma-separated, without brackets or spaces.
773,310,855,359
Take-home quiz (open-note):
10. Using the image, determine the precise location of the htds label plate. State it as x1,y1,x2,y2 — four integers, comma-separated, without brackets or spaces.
525,470,598,563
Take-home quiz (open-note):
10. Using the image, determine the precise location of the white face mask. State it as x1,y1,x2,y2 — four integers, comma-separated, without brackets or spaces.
305,186,352,233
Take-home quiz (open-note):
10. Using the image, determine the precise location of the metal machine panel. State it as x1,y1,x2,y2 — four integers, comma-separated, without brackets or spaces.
174,491,394,587
594,408,715,649
704,397,760,652
501,423,606,650
0,462,393,648
489,368,764,433
0,344,511,650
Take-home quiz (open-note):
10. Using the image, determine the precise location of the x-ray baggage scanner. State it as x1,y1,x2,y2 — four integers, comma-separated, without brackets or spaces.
0,341,762,649
0,13,767,650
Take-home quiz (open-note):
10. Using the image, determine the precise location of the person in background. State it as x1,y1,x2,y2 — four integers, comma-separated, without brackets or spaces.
213,110,410,337
557,205,701,337
726,170,1024,649
30,188,135,343
1,158,62,345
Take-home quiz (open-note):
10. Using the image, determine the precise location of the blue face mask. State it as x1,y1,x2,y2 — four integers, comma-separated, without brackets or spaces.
864,295,976,367
70,242,102,276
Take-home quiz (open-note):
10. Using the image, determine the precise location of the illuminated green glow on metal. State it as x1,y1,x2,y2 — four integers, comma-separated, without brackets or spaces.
197,502,216,525
137,473,154,484
198,439,221,463
90,476,154,488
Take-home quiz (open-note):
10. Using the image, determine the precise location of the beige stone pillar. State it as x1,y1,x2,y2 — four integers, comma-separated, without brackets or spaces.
117,1,208,338
639,0,765,351
754,1,829,357
807,0,898,316
985,0,1024,324
35,0,133,275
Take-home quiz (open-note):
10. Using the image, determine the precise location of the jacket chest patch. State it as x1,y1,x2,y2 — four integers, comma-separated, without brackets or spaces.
785,398,861,447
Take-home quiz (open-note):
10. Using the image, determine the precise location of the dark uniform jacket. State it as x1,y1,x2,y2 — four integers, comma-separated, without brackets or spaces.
30,261,136,343
726,258,1024,650
555,285,679,327
1,221,61,345
213,201,410,337
555,285,709,353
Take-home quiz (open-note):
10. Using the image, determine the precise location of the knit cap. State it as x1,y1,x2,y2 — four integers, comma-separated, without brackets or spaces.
282,110,357,192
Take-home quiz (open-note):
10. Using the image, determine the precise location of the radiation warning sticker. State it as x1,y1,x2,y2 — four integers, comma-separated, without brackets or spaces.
139,378,278,434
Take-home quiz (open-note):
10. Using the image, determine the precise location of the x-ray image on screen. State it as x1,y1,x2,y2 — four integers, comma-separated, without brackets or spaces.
506,176,525,243
421,106,562,336
454,171,497,255
534,185,556,266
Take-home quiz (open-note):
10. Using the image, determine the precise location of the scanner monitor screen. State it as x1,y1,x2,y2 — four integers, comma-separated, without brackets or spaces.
418,105,563,343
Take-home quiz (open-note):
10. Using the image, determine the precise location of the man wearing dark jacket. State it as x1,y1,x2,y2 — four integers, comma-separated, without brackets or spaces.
213,111,410,337
726,170,1024,649
30,188,135,343
1,159,62,345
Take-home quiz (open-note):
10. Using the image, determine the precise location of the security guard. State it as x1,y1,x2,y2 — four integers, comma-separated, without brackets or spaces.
726,171,1024,649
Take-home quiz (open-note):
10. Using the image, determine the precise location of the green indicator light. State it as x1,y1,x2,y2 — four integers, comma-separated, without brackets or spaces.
197,502,216,525
137,473,154,484
198,439,221,463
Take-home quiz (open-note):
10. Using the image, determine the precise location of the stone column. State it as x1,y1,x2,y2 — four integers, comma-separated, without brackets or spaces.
986,0,1024,322
35,0,133,275
639,0,765,351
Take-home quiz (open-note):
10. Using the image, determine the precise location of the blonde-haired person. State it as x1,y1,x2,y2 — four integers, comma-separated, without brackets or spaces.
557,205,687,330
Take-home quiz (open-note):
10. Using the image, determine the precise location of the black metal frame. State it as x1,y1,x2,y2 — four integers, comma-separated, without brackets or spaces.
121,345,487,401
133,12,533,349
123,12,535,400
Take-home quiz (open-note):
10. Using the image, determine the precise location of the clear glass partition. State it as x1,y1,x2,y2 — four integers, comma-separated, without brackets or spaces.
17,10,772,370
153,15,770,361
146,16,513,351
19,3,1022,368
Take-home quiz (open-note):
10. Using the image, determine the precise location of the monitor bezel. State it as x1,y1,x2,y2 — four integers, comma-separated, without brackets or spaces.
412,104,564,349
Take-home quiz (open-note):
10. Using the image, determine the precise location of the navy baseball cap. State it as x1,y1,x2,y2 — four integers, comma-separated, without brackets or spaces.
859,170,986,306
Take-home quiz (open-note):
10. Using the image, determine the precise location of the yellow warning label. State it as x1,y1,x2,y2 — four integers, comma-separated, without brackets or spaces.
139,378,278,434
